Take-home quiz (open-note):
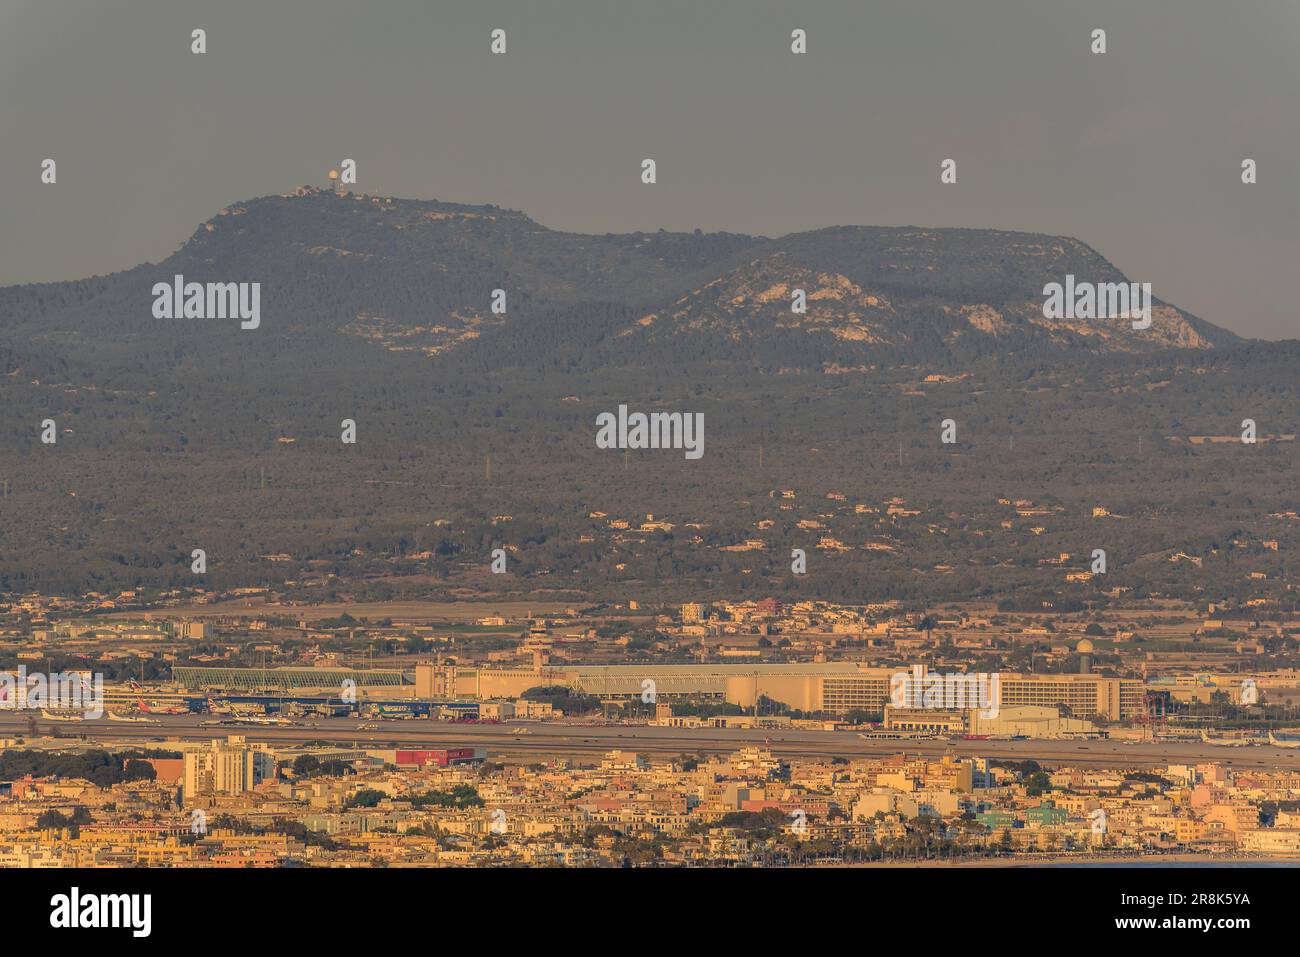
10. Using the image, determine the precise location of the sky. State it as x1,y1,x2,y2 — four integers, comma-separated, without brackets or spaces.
1,0,1297,339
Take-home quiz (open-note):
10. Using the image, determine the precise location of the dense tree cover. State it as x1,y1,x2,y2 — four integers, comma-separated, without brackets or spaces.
36,807,92,833
337,785,488,812
0,192,1293,605
122,759,157,782
205,813,340,850
0,749,178,786
344,789,386,809
519,686,602,715
407,785,483,809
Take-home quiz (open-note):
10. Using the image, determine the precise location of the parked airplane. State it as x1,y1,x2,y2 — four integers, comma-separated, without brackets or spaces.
230,714,292,726
40,709,85,722
129,681,188,715
1200,729,1257,747
135,698,188,715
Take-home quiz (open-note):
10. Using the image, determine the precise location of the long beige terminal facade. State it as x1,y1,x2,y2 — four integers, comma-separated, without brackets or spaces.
415,663,1144,721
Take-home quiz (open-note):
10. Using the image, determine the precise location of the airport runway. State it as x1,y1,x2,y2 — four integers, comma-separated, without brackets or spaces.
5,714,1300,769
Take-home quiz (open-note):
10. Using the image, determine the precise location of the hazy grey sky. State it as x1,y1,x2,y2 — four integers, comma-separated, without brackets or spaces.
2,0,1297,339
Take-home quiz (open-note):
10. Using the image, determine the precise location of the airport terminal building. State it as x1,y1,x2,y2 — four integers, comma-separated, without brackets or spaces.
416,663,1145,722
168,662,1143,722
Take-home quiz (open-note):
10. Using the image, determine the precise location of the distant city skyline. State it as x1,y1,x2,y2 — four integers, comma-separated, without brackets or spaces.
2,0,1298,340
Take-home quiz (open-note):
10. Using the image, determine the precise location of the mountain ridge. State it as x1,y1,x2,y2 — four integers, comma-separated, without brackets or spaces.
0,188,1243,382
0,189,1294,601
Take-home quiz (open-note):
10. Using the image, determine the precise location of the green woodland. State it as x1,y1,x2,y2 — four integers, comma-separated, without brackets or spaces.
0,192,1294,606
